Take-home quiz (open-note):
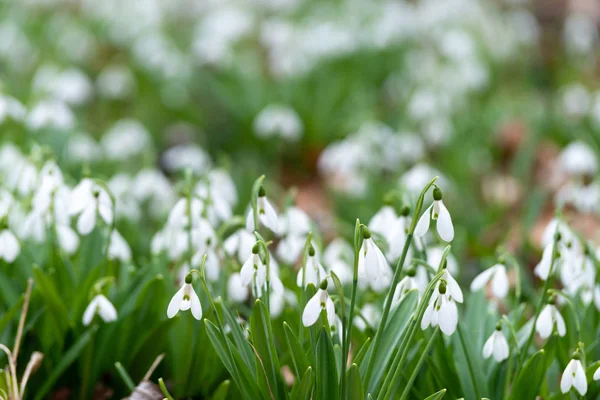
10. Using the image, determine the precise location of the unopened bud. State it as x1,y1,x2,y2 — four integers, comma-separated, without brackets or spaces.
319,279,328,290
252,243,260,254
308,246,316,257
400,205,410,217
433,187,442,201
185,273,193,284
438,281,447,294
362,227,372,239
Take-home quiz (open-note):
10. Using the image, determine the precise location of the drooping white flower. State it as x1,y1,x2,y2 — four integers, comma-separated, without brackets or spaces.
223,228,255,263
167,279,202,320
536,302,566,339
441,268,463,303
0,228,20,262
421,281,459,336
277,207,312,264
108,230,132,262
392,270,420,306
387,209,412,262
414,187,454,242
302,285,335,327
253,104,303,142
534,242,557,281
167,197,204,229
369,205,397,240
240,247,267,289
246,188,279,233
560,355,587,395
69,179,113,235
593,364,600,381
101,119,152,161
227,272,248,303
558,141,598,177
82,294,118,326
323,239,353,285
470,263,509,299
358,230,392,290
482,327,509,362
297,246,327,287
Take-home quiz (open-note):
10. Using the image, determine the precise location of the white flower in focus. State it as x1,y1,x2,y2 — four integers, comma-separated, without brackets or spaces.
482,327,509,362
167,278,202,320
421,281,459,336
302,285,335,327
0,228,20,262
560,354,587,395
254,104,303,142
536,302,566,339
358,230,392,290
82,294,117,326
246,188,279,233
470,263,509,299
240,247,267,289
414,187,454,242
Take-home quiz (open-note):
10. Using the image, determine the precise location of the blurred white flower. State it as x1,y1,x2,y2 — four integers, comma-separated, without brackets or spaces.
560,84,590,118
27,99,75,131
227,272,248,303
101,119,152,161
66,133,103,164
69,179,113,235
0,94,26,124
108,230,132,262
0,228,20,263
470,263,509,299
563,12,598,56
354,303,381,332
96,64,136,99
253,104,303,142
393,270,420,306
83,294,117,326
535,303,566,339
558,141,598,177
161,144,211,174
224,229,255,264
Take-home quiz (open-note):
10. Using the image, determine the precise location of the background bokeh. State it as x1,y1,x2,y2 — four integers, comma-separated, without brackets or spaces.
1,0,600,397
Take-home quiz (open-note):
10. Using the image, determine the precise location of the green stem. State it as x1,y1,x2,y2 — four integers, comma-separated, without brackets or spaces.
299,232,313,344
159,378,175,400
397,328,439,400
458,325,481,400
115,362,136,392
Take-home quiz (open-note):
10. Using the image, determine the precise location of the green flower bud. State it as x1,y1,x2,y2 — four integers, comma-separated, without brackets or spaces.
252,243,260,254
406,267,416,277
433,187,442,201
319,279,328,290
258,186,266,197
400,205,410,217
185,273,193,284
495,322,502,331
308,246,316,257
438,281,447,294
362,227,372,239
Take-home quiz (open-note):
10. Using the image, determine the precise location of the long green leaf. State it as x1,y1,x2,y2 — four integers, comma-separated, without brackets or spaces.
316,328,339,400
424,389,447,400
347,363,364,400
291,367,314,400
284,321,309,378
212,380,230,400
507,350,547,400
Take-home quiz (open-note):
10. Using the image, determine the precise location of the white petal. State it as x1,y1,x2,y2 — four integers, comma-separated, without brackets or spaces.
574,361,587,395
470,268,495,292
57,225,79,255
258,197,279,233
82,297,99,326
227,273,248,303
98,203,113,225
326,297,336,325
435,201,454,242
491,265,509,299
561,360,575,393
534,243,553,280
302,290,323,327
493,332,509,362
536,305,553,339
445,271,463,303
0,230,20,262
239,255,256,287
96,295,118,323
553,307,566,337
77,205,96,235
482,333,495,359
438,297,458,336
421,298,436,330
414,204,432,237
167,286,186,318
364,240,382,283
593,366,600,381
189,288,203,320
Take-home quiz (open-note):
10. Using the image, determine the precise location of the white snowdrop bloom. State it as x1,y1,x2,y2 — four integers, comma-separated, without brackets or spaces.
21,211,46,243
167,279,203,320
302,285,335,327
240,248,267,289
227,273,248,303
421,281,459,336
207,169,237,207
297,246,327,287
558,141,598,177
563,12,598,55
387,210,411,262
7,158,38,196
354,303,382,332
534,242,558,281
560,84,590,119
470,263,509,299
0,228,20,263
392,270,420,306
594,364,600,381
0,144,23,175
277,235,306,265
0,94,26,123
161,144,211,174
245,189,280,233
482,327,509,362
224,229,255,264
96,64,136,99
535,302,566,339
108,230,131,262
188,246,220,282
426,246,458,276
66,133,103,163
32,161,64,214
0,189,13,218
415,187,454,242
166,197,204,229
101,119,152,161
323,238,353,267
358,230,392,290
69,180,113,236
253,104,303,142
369,205,397,240
26,99,75,131
541,218,575,249
279,206,311,237
52,68,93,106
560,355,587,396
440,268,463,303
108,174,141,222
82,294,117,326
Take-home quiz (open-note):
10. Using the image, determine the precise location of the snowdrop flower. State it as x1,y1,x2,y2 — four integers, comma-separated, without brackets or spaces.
594,364,600,381
415,187,454,242
8,158,38,196
558,141,598,177
387,206,412,262
368,204,397,239
297,245,327,287
302,280,335,327
535,299,566,339
470,262,509,299
0,227,20,262
108,230,132,262
253,104,303,142
277,206,312,264
96,64,136,100
224,228,255,263
227,273,248,303
246,187,279,233
323,239,353,284
392,268,420,306
358,228,392,290
240,244,267,289
66,133,103,164
167,197,203,229
482,324,509,362
427,246,458,276
421,280,459,336
26,99,75,131
167,275,202,320
69,180,113,235
82,294,117,326
101,119,152,161
0,94,26,124
561,351,587,396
